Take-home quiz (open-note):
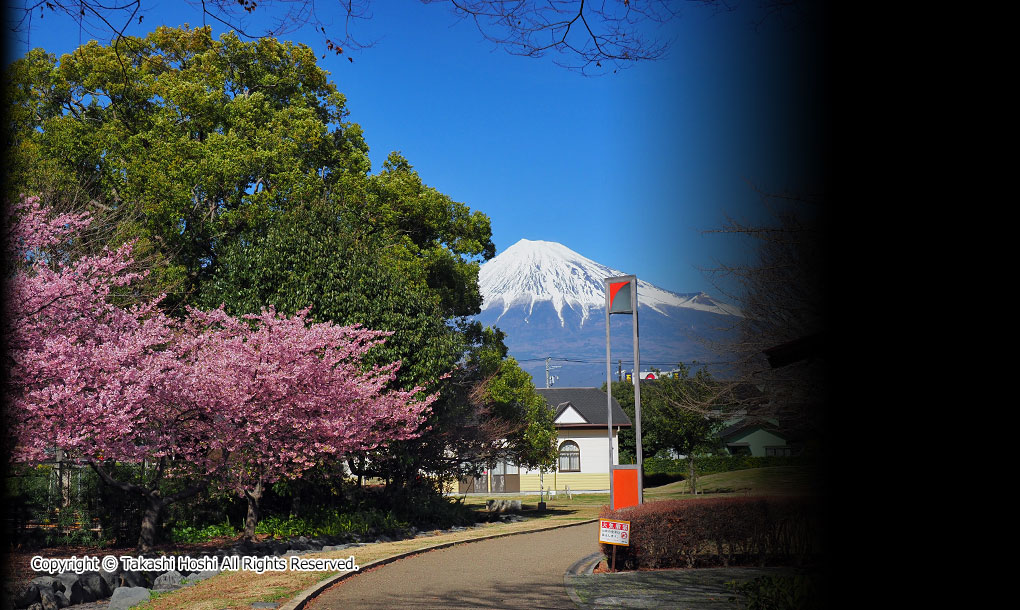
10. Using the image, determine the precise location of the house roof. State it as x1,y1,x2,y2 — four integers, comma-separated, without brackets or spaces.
535,388,632,428
718,417,787,440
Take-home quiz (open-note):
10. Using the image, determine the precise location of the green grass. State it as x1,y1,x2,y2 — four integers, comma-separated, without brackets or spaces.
644,465,820,498
452,465,820,512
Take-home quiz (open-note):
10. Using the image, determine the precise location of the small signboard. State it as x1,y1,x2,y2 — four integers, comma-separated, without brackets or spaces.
598,519,631,546
608,278,634,314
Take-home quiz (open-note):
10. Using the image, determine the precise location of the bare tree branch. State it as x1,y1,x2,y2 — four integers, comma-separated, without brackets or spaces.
7,1,785,75
699,188,828,436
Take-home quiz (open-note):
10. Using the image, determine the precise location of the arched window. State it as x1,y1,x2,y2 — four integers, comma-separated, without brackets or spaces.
558,441,580,472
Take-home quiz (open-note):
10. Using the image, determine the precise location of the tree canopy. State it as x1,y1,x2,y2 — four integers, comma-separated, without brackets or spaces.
5,27,556,510
607,365,726,493
607,364,726,460
6,25,370,309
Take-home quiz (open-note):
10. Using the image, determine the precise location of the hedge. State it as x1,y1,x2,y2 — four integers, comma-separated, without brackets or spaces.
599,496,822,570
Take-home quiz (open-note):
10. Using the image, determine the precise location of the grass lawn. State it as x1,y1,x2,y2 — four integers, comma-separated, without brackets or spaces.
644,465,822,499
131,464,819,609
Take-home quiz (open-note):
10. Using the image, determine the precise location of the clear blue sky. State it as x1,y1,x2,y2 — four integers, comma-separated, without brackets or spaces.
5,1,827,301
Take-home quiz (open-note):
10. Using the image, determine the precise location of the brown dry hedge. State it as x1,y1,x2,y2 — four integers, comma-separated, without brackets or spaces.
599,496,822,570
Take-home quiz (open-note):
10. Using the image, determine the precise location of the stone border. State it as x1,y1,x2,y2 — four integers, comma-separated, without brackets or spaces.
562,551,604,609
278,518,598,610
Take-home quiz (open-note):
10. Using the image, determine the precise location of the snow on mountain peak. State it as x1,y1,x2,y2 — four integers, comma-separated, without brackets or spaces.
478,239,741,326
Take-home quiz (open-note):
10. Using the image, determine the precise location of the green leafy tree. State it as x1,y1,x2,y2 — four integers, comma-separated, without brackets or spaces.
5,25,369,310
365,152,495,317
607,380,637,463
477,355,558,472
195,194,466,387
6,24,550,509
192,152,550,495
357,324,557,496
606,364,725,493
645,365,724,494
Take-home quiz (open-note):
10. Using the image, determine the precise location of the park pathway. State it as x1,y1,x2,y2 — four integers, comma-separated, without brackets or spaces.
306,521,598,609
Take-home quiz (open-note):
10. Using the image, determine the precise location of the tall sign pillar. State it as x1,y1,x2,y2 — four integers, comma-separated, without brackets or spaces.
605,275,644,508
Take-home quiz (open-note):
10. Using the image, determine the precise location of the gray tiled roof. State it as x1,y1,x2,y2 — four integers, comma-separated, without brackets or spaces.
535,387,632,427
718,417,785,440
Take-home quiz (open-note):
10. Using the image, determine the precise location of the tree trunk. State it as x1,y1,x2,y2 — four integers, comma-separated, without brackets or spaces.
290,482,302,518
347,456,363,489
55,449,73,509
688,456,697,495
244,480,264,541
138,495,165,553
87,459,209,553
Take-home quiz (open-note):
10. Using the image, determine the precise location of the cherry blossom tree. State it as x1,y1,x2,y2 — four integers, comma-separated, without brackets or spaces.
3,195,208,551
180,306,436,539
4,195,436,548
3,196,171,465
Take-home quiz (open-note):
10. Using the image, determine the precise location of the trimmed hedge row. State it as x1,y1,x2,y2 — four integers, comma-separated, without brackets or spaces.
643,455,804,477
599,496,821,570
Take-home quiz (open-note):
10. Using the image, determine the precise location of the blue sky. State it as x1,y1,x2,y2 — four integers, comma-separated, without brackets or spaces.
5,1,826,301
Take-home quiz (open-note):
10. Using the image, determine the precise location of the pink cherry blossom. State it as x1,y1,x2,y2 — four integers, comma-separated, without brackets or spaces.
5,195,438,542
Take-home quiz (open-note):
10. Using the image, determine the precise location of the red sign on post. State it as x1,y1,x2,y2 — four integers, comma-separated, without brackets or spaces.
608,280,633,314
611,466,639,511
599,519,631,546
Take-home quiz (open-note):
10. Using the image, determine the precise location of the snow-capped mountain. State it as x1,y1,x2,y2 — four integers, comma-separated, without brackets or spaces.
479,239,740,326
475,239,742,387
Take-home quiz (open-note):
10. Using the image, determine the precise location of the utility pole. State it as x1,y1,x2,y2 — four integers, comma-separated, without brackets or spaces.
618,360,622,382
545,357,562,388
605,274,644,509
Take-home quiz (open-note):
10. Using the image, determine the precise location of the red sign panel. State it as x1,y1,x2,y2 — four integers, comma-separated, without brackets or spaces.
612,467,639,510
608,280,633,314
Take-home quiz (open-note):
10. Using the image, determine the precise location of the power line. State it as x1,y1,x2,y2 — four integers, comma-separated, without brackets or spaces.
517,357,737,367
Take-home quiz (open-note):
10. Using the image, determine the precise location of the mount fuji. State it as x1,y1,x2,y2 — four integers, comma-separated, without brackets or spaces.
475,239,742,387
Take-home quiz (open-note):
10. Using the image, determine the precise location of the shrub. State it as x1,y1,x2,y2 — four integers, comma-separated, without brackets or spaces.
254,507,409,539
170,520,238,543
730,575,823,610
388,491,479,530
599,496,821,570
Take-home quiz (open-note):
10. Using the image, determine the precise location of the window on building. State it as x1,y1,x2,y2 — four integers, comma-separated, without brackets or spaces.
765,446,792,457
727,443,752,456
558,441,580,472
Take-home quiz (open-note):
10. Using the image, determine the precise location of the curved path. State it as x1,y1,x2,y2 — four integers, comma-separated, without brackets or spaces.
306,521,598,609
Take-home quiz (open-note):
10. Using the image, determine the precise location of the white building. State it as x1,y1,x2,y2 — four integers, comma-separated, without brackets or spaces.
454,387,632,494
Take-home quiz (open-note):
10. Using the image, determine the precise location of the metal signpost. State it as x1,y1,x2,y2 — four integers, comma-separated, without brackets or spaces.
605,275,643,509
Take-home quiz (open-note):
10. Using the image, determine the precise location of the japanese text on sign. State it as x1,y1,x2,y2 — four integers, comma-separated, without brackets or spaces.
598,519,631,546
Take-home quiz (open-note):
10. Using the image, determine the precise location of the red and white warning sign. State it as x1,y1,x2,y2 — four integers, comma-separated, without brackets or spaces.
598,519,631,546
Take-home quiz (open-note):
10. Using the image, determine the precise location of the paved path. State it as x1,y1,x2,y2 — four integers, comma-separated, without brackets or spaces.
306,521,598,609
567,566,806,609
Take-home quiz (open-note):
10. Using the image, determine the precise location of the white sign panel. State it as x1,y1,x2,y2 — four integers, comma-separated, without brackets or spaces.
598,519,631,546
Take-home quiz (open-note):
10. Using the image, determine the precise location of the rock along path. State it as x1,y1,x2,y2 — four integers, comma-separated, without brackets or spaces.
306,521,598,609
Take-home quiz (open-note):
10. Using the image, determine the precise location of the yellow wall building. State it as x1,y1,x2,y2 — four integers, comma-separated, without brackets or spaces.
451,387,631,494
